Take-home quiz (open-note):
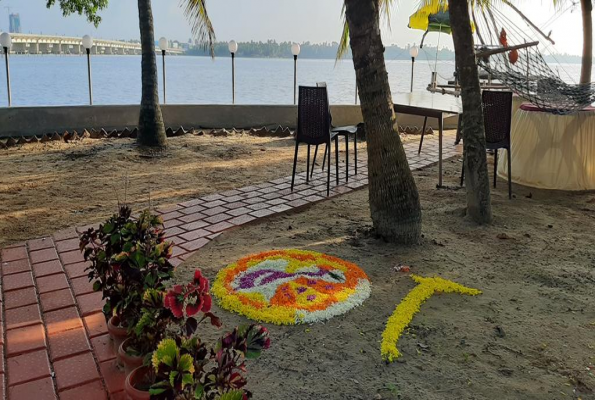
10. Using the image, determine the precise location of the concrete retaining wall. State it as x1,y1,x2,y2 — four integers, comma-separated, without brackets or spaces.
0,103,460,138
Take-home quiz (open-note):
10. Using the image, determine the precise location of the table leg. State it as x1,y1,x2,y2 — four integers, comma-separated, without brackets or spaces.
438,114,443,187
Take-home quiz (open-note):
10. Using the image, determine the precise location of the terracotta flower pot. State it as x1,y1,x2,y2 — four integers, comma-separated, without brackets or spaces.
107,316,128,366
119,338,145,376
125,365,152,400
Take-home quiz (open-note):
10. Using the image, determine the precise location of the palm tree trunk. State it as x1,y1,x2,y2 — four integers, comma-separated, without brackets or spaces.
137,0,167,147
581,0,593,84
448,0,492,224
344,0,422,244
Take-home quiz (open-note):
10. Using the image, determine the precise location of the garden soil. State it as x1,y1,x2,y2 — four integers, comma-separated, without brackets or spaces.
181,160,595,400
0,133,357,246
3,133,594,399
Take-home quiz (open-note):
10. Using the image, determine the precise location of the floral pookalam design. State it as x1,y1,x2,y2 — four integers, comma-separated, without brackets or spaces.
212,250,371,325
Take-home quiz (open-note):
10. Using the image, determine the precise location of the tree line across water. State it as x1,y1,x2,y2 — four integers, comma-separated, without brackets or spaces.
186,40,454,60
185,40,584,63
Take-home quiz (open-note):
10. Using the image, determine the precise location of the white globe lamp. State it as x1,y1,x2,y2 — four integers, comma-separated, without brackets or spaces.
82,35,93,50
228,40,238,54
159,37,168,52
0,32,12,49
291,43,301,57
409,45,419,93
409,45,419,59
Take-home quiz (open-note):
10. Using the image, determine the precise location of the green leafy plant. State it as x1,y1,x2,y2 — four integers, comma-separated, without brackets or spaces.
146,276,271,400
150,338,196,396
129,271,222,359
146,307,270,399
79,206,175,328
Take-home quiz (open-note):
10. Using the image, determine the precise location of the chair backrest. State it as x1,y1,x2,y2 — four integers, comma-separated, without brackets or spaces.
482,90,513,145
297,86,331,146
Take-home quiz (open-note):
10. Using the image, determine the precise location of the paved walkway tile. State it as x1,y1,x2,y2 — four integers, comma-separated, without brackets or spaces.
0,132,460,399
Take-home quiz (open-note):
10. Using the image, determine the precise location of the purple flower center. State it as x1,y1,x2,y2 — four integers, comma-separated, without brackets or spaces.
297,287,307,294
307,295,316,301
237,268,331,290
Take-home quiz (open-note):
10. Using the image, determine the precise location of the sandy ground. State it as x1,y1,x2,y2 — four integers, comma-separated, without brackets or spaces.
179,160,595,400
3,133,594,399
0,133,364,246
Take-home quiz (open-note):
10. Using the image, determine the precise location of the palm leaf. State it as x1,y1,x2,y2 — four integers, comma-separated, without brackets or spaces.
180,0,216,57
336,0,398,60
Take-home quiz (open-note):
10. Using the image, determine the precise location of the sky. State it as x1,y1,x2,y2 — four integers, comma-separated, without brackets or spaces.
0,0,587,55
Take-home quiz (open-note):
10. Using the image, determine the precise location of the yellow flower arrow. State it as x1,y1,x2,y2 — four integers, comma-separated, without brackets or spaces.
381,274,482,362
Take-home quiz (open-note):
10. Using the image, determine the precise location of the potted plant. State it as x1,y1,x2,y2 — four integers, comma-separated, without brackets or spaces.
80,206,176,358
125,272,270,400
145,324,270,400
122,270,221,376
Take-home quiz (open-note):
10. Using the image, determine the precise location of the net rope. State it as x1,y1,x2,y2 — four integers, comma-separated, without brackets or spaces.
475,4,594,114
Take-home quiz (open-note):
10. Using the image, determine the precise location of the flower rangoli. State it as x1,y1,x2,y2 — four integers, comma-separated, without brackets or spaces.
212,250,371,325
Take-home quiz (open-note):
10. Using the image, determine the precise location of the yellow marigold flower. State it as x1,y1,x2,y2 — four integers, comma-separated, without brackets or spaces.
381,275,481,362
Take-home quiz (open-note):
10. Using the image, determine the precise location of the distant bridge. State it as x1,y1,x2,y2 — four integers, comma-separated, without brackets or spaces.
6,33,185,55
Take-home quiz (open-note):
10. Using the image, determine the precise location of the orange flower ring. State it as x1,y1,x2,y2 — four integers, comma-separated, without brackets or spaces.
211,250,371,325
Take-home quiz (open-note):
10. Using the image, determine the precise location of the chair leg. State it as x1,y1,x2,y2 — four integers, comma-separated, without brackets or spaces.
335,137,339,186
291,141,299,192
327,141,331,196
354,131,358,175
306,145,311,183
345,134,349,183
321,143,329,171
418,117,428,154
507,147,512,200
493,149,498,189
311,145,319,178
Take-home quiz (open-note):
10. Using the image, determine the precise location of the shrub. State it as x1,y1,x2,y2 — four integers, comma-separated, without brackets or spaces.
150,324,270,399
79,206,175,328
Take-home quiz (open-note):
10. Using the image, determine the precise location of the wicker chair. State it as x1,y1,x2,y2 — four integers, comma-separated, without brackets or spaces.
461,90,513,199
310,82,359,182
291,86,340,197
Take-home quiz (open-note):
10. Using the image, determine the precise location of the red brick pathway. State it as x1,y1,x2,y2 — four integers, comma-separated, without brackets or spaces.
0,133,460,399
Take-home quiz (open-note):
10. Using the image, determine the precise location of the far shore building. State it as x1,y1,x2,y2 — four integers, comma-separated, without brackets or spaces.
9,13,22,34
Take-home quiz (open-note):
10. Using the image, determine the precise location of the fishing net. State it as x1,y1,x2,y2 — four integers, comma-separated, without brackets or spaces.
473,4,594,114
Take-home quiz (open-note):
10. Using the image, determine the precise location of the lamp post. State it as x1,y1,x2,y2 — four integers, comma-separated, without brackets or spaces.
291,43,301,105
82,35,94,105
159,37,168,104
1,32,12,107
228,40,238,104
409,45,419,93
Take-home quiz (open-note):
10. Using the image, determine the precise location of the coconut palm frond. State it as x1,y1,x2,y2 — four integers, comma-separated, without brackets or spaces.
416,0,448,12
336,0,398,61
181,0,216,57
337,5,350,61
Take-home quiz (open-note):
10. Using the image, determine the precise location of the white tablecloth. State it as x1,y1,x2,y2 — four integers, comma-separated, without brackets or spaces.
498,107,595,191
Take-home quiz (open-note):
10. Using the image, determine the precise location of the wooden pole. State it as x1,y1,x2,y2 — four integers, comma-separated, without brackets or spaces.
476,41,539,59
502,0,556,45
